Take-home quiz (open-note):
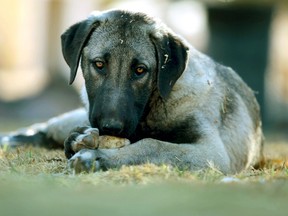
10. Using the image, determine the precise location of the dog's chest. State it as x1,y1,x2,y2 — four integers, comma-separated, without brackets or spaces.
136,100,201,144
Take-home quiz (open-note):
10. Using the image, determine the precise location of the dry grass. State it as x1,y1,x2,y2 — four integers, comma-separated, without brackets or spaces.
1,140,288,183
0,139,288,216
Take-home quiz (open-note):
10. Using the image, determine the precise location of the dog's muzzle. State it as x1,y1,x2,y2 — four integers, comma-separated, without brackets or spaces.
98,118,125,136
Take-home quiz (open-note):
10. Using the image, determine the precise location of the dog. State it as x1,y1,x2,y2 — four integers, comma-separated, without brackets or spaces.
0,9,263,174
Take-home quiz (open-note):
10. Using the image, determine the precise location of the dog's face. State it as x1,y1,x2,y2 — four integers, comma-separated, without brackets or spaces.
81,20,157,136
61,10,189,137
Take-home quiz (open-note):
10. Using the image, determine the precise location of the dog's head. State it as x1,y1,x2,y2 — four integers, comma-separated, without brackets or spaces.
61,10,189,137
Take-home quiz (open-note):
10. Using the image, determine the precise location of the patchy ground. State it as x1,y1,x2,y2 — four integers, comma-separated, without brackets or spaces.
0,139,288,216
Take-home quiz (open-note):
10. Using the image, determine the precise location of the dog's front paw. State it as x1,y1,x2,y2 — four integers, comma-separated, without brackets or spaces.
64,127,99,159
67,149,99,174
64,126,130,159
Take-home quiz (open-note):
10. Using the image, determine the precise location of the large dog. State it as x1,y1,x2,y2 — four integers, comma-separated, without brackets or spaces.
0,10,263,174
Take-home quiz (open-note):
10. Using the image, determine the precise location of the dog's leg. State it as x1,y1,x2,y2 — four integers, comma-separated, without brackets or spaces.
0,108,89,148
67,137,232,174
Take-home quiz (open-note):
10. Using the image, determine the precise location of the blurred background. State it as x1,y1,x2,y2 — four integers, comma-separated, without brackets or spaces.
0,0,287,138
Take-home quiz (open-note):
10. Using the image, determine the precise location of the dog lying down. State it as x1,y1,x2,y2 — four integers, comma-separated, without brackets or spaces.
0,9,263,174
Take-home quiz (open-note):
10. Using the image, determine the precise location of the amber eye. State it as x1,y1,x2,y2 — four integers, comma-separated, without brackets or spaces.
135,65,147,76
136,67,144,74
95,61,104,70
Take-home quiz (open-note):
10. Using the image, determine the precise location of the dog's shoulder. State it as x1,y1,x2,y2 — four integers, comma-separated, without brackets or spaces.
215,63,261,129
147,45,260,131
169,46,219,108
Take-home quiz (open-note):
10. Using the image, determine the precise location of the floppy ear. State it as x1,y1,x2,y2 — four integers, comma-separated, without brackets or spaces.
152,33,189,99
61,19,100,84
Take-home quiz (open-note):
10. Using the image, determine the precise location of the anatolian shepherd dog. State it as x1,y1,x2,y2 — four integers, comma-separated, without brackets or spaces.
0,10,263,174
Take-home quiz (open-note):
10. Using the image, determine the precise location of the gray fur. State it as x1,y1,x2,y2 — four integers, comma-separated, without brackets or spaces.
1,10,263,174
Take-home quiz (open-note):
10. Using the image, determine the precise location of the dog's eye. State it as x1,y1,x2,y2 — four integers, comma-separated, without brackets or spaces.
135,65,147,76
95,61,105,70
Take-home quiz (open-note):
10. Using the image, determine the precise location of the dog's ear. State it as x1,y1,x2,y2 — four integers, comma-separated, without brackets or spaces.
152,33,189,99
61,19,100,84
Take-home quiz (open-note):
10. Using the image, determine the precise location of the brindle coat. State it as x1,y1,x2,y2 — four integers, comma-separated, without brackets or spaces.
0,10,263,174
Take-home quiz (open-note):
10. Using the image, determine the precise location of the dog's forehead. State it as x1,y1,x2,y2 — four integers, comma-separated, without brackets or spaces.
95,12,152,39
86,11,157,56
88,9,166,40
90,10,155,26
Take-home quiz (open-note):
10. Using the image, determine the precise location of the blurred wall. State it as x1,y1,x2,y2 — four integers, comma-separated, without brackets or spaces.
265,3,288,130
0,0,49,101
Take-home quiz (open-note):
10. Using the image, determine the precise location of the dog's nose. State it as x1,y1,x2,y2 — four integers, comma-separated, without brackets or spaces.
100,119,124,135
